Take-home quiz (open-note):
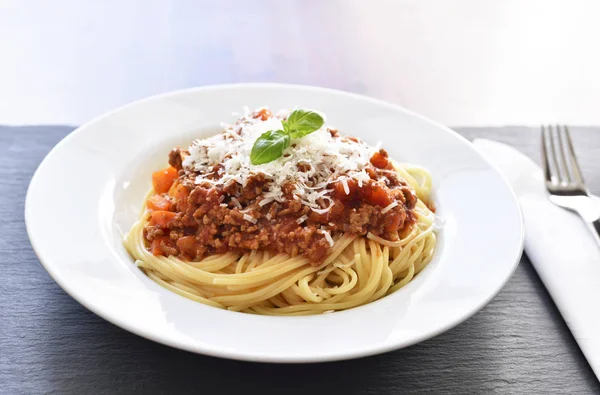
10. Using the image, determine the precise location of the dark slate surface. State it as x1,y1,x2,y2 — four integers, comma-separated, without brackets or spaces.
1,125,599,394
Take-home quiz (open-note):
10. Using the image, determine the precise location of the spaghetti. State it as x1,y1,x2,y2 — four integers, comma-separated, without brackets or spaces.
124,107,438,315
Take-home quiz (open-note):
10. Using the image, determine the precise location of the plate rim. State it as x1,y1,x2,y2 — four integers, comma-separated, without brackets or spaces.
25,82,524,362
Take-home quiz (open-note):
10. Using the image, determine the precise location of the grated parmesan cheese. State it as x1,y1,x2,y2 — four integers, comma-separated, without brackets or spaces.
230,197,242,209
321,229,334,247
341,178,350,195
258,197,274,207
243,214,257,224
296,215,308,224
381,201,398,214
182,107,381,214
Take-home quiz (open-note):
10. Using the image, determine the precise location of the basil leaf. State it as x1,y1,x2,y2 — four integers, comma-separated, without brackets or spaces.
285,110,324,139
250,130,291,165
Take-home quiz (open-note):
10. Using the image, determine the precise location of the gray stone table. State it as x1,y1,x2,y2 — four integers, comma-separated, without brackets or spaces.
1,126,599,394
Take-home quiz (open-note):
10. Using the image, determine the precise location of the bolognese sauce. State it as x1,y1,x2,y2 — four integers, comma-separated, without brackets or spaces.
142,109,417,265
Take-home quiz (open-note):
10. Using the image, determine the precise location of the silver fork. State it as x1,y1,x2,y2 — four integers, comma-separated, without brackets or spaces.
541,125,600,246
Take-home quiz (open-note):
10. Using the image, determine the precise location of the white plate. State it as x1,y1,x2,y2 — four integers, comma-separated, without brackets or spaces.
25,84,523,362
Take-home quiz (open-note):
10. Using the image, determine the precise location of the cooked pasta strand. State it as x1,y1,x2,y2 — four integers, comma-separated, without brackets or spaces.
124,164,437,315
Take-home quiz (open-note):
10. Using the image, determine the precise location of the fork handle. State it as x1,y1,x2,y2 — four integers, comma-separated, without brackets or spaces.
587,219,600,247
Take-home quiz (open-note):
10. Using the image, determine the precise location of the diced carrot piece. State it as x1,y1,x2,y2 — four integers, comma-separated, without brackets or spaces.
168,180,179,197
152,166,178,194
370,151,390,169
150,210,177,228
176,236,197,256
332,179,359,200
147,195,172,211
364,183,393,207
333,181,346,197
150,236,171,256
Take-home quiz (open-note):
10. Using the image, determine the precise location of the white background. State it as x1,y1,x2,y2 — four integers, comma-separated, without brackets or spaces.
1,0,599,126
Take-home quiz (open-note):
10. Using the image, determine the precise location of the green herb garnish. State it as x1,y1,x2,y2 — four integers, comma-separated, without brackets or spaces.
250,109,324,165
249,130,291,165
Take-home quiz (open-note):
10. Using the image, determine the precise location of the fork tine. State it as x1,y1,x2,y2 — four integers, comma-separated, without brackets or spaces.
563,125,586,187
542,125,560,184
541,125,553,184
556,125,571,183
